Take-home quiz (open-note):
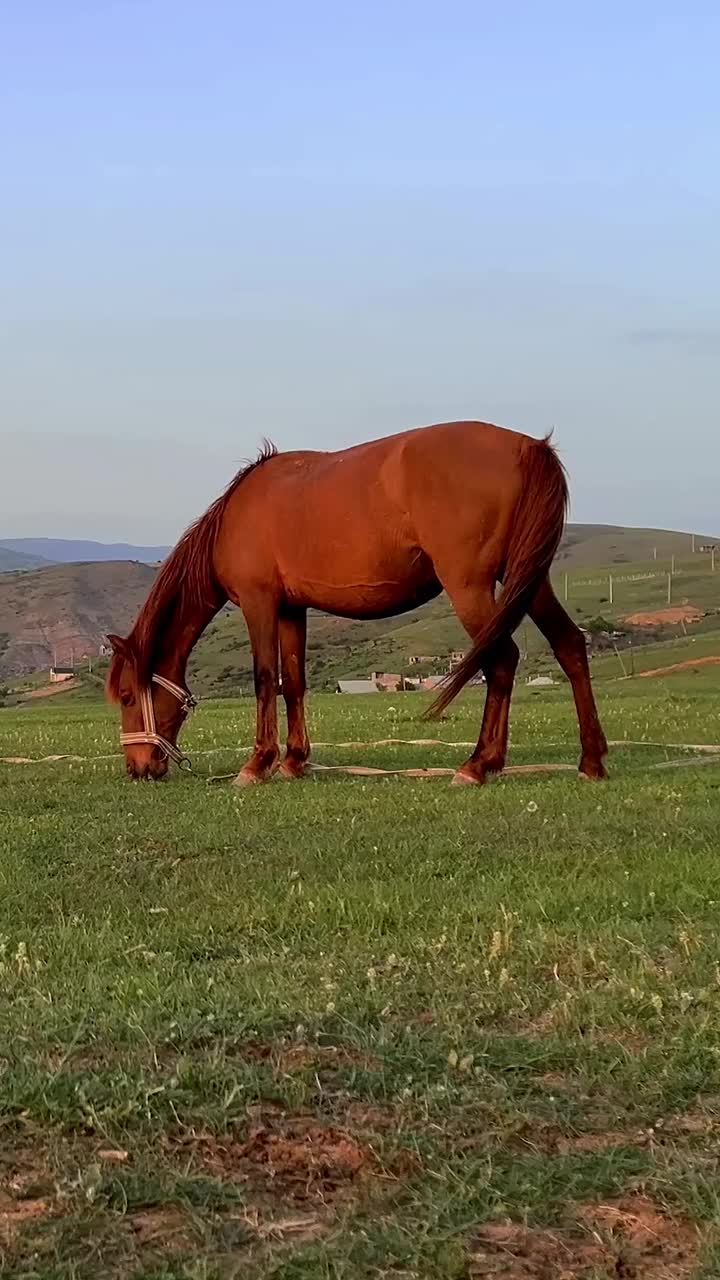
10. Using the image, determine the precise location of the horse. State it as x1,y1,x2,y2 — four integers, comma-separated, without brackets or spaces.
107,420,608,785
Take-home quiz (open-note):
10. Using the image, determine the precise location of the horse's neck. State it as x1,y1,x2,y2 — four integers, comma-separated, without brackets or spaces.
155,599,219,684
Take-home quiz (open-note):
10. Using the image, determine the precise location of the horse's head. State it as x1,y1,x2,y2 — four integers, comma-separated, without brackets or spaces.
106,634,195,780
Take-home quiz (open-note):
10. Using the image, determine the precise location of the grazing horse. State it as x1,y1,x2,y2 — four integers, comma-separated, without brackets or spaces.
107,421,608,785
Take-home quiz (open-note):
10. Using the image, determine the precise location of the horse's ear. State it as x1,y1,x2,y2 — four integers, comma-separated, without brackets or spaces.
107,634,132,662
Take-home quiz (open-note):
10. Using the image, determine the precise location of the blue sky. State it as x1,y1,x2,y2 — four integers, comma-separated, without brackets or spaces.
2,1,719,540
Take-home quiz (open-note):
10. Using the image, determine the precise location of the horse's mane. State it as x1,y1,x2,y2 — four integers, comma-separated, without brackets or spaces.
108,441,277,698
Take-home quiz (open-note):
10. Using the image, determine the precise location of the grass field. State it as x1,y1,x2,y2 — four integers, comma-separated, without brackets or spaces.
2,670,720,1277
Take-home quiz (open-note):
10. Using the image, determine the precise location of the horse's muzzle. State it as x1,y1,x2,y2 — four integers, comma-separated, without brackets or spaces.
127,756,169,781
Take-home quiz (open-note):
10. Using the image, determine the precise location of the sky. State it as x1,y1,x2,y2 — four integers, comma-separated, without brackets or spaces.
2,0,719,541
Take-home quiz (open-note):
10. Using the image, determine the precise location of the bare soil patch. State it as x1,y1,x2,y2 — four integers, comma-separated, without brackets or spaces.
624,606,704,627
125,1205,193,1251
189,1118,376,1203
21,680,79,700
0,1193,53,1246
638,655,720,678
469,1194,705,1278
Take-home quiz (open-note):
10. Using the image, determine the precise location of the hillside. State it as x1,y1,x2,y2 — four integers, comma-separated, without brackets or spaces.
1,523,718,686
0,538,170,565
0,546,53,572
554,524,709,566
0,561,156,676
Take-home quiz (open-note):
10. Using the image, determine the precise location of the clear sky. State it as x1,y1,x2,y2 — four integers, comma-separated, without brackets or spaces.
2,1,719,541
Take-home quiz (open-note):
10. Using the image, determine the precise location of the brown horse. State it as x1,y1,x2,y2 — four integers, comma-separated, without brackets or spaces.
107,420,608,784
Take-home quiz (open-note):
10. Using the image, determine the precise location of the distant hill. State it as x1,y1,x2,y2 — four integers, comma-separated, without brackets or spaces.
0,538,170,565
1,524,710,572
0,546,53,572
1,524,717,685
0,561,156,676
554,524,708,567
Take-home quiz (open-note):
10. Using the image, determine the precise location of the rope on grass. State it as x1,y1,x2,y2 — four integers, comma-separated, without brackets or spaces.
206,755,720,784
2,738,720,769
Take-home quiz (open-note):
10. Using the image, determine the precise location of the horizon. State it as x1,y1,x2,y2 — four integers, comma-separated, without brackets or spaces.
2,514,719,555
2,2,719,539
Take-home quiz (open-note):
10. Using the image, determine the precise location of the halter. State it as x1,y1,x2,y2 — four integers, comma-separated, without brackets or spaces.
120,674,197,768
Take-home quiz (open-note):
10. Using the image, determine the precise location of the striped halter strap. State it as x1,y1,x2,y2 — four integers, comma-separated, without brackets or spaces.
120,674,196,768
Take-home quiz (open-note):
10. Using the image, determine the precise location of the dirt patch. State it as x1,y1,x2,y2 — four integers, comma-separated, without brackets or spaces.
624,606,704,627
657,1106,720,1139
191,1120,374,1203
342,1101,401,1134
0,1145,56,1202
580,1196,703,1276
497,1020,651,1055
173,1035,379,1075
478,1122,649,1159
224,1205,328,1245
470,1219,606,1277
554,1130,648,1154
664,1111,715,1136
469,1195,704,1278
21,680,79,700
537,1071,572,1089
0,1193,53,1245
276,1043,380,1075
638,655,720,679
126,1205,193,1250
580,1028,651,1055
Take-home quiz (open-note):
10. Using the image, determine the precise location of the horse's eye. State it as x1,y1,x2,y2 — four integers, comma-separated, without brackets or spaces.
120,691,134,708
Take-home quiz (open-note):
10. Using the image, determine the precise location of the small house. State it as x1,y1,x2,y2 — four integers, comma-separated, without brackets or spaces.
336,679,378,695
371,672,403,692
50,666,75,684
421,675,445,690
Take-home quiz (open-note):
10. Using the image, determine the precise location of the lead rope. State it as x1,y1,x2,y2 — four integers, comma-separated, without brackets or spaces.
120,674,195,769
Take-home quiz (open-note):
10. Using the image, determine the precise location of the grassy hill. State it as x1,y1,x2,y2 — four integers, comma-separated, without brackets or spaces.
554,523,709,567
1,524,718,688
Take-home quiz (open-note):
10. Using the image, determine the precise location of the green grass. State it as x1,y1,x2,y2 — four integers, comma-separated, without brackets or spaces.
2,678,720,1277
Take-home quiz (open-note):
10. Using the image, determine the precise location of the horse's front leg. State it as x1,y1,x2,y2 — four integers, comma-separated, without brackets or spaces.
278,607,311,779
234,597,280,786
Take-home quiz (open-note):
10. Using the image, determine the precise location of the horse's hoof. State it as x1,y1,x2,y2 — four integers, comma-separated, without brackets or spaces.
277,762,309,781
578,765,608,782
232,770,266,788
452,769,483,787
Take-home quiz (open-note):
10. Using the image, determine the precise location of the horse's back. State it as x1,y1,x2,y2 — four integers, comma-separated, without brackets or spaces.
219,421,539,613
248,420,530,496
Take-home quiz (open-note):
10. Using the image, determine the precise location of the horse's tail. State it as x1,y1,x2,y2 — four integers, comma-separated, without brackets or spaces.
428,435,568,717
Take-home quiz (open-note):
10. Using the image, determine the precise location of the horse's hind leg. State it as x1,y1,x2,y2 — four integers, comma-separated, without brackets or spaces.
233,596,280,786
278,607,311,779
453,635,519,785
443,582,519,785
529,578,608,779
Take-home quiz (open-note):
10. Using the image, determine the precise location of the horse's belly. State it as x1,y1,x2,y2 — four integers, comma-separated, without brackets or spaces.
284,546,441,620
